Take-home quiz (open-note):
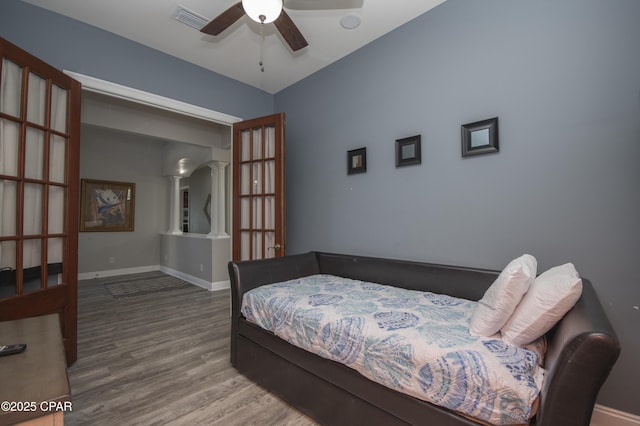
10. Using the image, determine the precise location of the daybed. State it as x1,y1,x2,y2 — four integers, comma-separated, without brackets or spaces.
228,251,620,425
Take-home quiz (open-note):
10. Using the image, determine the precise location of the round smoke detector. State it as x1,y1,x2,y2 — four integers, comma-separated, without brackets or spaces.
340,14,361,30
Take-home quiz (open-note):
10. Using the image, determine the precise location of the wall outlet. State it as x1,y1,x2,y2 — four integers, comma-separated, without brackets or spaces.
199,264,203,272
109,257,115,264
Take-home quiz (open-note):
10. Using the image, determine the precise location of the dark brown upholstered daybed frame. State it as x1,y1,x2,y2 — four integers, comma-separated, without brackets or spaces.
228,252,620,425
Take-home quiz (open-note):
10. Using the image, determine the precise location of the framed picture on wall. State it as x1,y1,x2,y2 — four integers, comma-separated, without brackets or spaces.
395,135,421,167
347,147,367,174
461,117,499,157
80,179,136,232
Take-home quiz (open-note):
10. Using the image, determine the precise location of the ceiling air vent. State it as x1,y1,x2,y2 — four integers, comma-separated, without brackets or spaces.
173,5,209,30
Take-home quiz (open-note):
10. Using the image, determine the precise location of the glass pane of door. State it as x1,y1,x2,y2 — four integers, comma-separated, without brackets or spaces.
0,240,16,298
23,239,42,294
23,183,43,235
0,59,22,117
0,119,20,176
241,232,250,261
25,128,45,180
49,134,67,183
47,237,63,287
51,84,68,133
27,72,46,125
0,180,17,236
48,186,65,234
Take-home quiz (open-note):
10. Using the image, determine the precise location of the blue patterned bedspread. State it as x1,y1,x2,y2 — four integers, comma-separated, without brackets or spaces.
241,274,545,425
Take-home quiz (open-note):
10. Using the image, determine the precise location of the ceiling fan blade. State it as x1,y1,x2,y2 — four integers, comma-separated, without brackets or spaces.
274,9,308,51
200,2,245,36
284,0,363,11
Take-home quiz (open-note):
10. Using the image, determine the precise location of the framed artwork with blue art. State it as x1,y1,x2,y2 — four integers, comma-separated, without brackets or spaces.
80,179,136,231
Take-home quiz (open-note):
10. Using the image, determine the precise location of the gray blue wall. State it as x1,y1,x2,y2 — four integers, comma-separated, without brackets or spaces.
78,126,168,273
275,0,640,415
0,0,273,119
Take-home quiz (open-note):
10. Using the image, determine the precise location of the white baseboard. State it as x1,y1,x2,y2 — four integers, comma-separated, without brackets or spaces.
210,279,231,292
79,265,230,292
160,266,230,292
592,405,640,426
78,265,160,280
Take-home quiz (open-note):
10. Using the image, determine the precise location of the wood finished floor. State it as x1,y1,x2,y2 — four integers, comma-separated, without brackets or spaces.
66,273,318,425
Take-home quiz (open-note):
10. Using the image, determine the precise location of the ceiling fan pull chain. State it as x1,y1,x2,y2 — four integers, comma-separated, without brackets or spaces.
259,17,265,72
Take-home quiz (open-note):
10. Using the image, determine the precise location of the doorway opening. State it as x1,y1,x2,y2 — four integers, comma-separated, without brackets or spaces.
67,71,241,289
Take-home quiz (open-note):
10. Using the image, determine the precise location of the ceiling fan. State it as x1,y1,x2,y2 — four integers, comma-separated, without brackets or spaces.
200,0,364,52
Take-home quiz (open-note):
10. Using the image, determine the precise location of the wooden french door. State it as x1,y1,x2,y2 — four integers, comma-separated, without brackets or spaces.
0,38,80,364
232,113,285,261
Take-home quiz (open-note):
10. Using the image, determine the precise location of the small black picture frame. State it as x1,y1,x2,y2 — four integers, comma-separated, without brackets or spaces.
395,135,421,167
461,117,499,157
347,147,367,174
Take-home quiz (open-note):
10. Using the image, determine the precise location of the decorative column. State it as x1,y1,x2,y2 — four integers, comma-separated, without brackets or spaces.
207,163,219,236
216,162,229,237
168,175,183,234
207,161,229,237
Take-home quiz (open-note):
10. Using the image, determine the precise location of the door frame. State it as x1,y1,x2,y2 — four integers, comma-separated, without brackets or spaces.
63,71,241,125
62,71,243,260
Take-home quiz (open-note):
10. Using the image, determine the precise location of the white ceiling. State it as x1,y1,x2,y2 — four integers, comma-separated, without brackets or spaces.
21,0,446,94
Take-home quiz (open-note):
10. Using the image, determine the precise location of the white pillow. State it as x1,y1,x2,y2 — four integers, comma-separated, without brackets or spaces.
469,254,537,337
501,263,583,346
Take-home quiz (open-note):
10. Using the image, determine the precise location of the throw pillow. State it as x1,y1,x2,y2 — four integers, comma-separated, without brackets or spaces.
469,254,537,337
501,262,583,346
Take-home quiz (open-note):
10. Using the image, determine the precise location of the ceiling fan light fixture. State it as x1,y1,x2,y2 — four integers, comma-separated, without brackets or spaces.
242,0,283,24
